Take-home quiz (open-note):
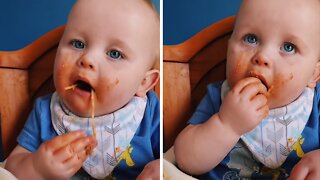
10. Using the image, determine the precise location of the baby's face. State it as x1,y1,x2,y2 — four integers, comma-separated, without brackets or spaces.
53,0,159,117
226,0,320,108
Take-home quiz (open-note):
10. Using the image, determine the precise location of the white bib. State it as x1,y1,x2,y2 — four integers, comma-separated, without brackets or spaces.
50,92,147,179
221,81,313,168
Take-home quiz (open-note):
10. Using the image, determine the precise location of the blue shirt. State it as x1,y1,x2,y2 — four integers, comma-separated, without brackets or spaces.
17,91,160,180
189,81,320,180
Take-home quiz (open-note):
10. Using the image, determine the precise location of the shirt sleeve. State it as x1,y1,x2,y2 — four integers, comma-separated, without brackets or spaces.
17,98,44,152
148,91,160,159
316,83,320,144
188,82,222,125
17,95,55,152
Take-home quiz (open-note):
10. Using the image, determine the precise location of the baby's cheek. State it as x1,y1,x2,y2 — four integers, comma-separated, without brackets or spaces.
100,78,120,91
228,61,247,87
108,78,119,90
227,52,248,86
266,73,294,107
54,69,65,85
54,66,71,92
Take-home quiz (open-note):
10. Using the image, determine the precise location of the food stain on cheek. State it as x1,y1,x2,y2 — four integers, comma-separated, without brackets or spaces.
266,73,294,100
233,52,246,75
230,52,247,86
106,78,119,90
234,61,244,75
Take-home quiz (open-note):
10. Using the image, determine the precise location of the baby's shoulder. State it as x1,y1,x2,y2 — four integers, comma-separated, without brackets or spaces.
34,94,52,107
146,91,159,109
315,83,320,93
207,81,224,93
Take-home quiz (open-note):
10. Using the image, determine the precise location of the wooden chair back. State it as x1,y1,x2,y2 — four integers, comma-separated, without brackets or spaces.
163,16,235,151
0,26,64,159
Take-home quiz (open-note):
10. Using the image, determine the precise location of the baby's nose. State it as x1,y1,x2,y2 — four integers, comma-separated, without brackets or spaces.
78,55,96,70
251,53,271,68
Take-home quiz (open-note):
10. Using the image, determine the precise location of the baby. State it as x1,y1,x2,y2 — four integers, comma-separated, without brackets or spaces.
5,0,160,179
175,0,320,179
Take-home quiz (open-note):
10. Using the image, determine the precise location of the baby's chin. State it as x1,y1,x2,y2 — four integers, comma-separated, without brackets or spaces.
268,101,288,110
70,106,115,118
266,94,300,109
67,106,92,118
60,99,91,117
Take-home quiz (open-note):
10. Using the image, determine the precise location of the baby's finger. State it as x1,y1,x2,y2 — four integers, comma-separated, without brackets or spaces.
54,136,96,162
70,135,97,154
257,105,269,120
75,149,89,162
306,171,319,180
290,161,309,180
46,130,86,151
251,94,268,110
62,150,88,173
137,160,160,180
64,148,88,165
61,154,84,178
53,143,76,162
232,77,261,94
241,82,267,100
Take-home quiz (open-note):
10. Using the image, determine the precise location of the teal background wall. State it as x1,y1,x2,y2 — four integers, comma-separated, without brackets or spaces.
0,0,160,51
164,0,241,45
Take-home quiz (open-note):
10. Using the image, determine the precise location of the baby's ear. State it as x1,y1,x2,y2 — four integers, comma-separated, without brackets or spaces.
307,61,320,88
135,69,160,97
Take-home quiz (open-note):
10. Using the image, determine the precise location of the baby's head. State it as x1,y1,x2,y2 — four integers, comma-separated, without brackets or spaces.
226,0,320,108
53,0,160,117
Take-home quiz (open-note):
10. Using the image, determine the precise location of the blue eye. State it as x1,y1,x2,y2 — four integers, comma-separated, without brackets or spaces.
107,50,123,60
281,42,296,54
71,40,85,49
243,34,258,45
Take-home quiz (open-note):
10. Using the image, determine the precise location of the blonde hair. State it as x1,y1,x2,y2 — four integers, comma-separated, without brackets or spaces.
143,0,160,70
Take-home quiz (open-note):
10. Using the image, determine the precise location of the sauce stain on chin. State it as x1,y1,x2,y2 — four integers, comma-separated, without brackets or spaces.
266,73,294,100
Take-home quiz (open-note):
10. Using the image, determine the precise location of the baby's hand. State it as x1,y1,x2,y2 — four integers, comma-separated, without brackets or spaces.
32,130,97,179
289,150,320,180
219,77,268,135
137,159,159,180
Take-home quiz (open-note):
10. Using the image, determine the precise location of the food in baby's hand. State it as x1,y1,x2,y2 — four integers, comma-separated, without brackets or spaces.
85,145,93,156
248,71,268,90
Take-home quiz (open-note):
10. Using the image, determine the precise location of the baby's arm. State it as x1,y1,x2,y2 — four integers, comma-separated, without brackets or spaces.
289,149,320,180
5,130,96,180
174,77,268,175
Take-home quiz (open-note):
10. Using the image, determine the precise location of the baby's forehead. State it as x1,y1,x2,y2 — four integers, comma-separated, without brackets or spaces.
68,0,158,32
65,0,159,64
71,0,157,18
68,0,159,34
237,0,320,26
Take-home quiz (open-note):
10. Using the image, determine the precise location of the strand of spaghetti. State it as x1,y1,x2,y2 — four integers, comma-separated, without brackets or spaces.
64,84,77,90
91,89,96,138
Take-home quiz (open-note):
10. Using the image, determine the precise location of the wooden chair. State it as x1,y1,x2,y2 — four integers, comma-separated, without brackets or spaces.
0,26,64,160
163,16,235,151
0,27,160,160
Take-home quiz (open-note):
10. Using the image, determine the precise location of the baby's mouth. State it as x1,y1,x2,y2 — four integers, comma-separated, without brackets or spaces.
248,72,269,90
75,80,94,92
